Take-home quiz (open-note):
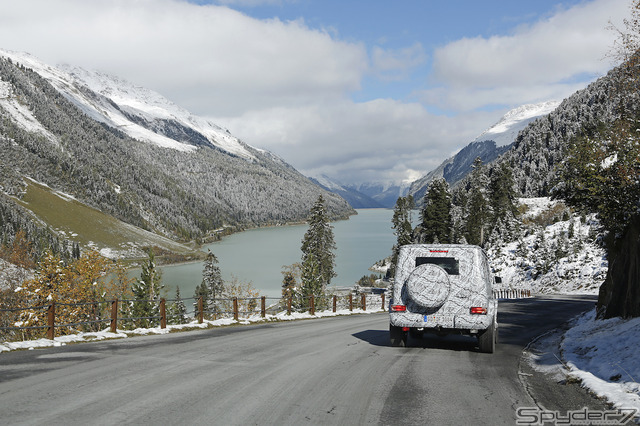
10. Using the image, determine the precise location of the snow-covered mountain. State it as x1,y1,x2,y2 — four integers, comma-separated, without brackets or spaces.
408,101,559,204
309,175,384,208
0,49,353,256
348,181,410,208
1,49,254,159
473,101,560,146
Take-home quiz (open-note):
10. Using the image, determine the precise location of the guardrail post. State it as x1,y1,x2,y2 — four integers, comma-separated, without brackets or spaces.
261,296,266,318
349,294,353,312
160,298,166,329
332,295,337,313
233,298,238,321
197,297,204,324
309,295,315,315
361,293,366,311
381,293,385,310
47,302,55,340
110,298,118,333
287,297,292,315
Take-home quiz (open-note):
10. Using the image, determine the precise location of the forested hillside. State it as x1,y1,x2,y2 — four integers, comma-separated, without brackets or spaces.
493,71,618,197
0,54,353,260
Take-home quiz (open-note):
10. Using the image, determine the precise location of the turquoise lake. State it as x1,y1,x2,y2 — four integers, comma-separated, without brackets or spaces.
159,208,400,299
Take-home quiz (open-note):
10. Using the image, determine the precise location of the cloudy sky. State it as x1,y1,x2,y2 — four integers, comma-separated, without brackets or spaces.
0,0,630,185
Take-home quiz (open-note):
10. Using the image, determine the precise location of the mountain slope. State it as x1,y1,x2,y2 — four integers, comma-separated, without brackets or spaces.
471,67,622,199
408,140,511,203
310,175,384,209
408,101,559,204
0,50,354,258
347,182,410,208
473,101,560,147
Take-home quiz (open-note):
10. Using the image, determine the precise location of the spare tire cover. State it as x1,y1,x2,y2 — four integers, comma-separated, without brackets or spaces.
405,264,450,308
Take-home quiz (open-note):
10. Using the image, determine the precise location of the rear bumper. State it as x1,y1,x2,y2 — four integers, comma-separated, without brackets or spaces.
390,303,496,331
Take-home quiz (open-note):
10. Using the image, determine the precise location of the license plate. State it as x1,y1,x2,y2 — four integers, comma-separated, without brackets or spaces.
424,314,454,325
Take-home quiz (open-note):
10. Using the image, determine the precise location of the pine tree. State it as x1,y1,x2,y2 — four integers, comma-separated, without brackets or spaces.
168,286,188,325
464,158,490,246
193,281,209,317
300,196,336,298
390,195,414,276
281,263,300,299
131,248,163,328
202,249,224,316
488,162,519,241
299,252,323,310
415,178,452,244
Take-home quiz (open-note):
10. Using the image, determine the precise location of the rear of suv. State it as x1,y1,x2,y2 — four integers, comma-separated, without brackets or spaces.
389,244,498,353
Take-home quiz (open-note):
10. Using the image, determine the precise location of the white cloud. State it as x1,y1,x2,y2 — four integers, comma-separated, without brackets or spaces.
426,0,628,111
0,0,631,186
216,99,496,184
371,42,427,81
0,0,366,116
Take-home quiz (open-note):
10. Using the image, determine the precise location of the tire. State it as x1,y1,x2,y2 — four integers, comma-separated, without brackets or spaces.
390,324,407,347
478,321,496,354
405,264,450,308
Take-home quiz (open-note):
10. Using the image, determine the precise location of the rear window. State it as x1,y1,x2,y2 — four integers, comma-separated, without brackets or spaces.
416,257,459,275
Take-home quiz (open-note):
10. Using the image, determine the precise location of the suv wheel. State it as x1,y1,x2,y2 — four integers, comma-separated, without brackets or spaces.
478,321,496,353
390,324,407,347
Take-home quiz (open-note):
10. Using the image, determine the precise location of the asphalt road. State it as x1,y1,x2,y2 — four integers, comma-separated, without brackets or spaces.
0,295,607,425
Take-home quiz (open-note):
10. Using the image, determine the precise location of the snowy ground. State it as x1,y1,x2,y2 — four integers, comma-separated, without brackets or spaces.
526,309,640,423
488,198,607,295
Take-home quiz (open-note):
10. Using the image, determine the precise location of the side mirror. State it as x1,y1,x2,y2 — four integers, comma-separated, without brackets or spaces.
495,276,502,284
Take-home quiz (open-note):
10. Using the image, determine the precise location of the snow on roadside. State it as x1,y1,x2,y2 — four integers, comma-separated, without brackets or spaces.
562,309,640,416
0,306,384,353
488,198,607,295
527,309,640,422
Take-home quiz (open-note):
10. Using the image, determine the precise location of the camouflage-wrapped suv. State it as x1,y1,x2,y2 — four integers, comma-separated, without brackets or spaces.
389,244,499,353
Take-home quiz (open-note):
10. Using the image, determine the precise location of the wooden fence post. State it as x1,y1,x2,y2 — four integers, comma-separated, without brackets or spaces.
309,295,315,315
287,297,292,315
47,302,55,340
332,295,337,313
261,296,266,318
349,294,353,312
233,298,238,321
160,298,166,329
361,293,366,311
198,297,204,324
110,298,118,333
381,293,385,311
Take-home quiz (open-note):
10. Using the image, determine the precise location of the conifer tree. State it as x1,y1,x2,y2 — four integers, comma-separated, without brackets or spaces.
202,249,224,315
300,196,336,297
193,281,210,316
168,286,188,325
464,158,490,246
131,248,163,328
390,195,414,276
281,263,300,299
488,162,519,240
415,179,452,244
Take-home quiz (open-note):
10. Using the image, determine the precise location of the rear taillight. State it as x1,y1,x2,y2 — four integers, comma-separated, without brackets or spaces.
391,304,406,312
470,307,487,315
